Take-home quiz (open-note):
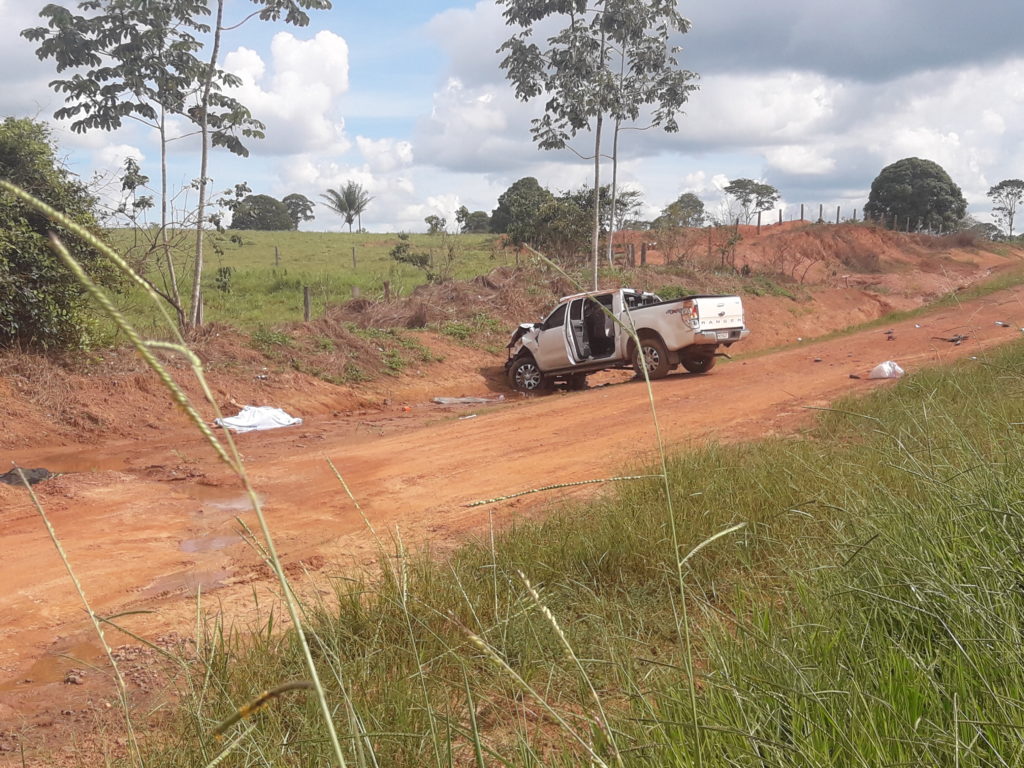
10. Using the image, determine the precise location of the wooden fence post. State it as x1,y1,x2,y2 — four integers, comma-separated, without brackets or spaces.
303,286,311,322
819,203,824,222
640,242,647,266
383,281,391,302
352,285,360,299
800,203,805,221
778,209,783,225
757,210,762,235
836,205,841,224
706,229,712,262
351,246,357,270
274,245,280,267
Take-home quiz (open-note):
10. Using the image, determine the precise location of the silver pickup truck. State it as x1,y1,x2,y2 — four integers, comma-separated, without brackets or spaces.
505,288,749,392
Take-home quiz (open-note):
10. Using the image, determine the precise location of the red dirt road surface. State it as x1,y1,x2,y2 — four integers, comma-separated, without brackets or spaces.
3,281,1024,757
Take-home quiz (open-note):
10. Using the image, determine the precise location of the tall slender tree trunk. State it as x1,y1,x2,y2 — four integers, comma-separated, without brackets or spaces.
606,117,620,269
159,106,184,328
606,49,625,269
190,0,225,329
591,111,603,292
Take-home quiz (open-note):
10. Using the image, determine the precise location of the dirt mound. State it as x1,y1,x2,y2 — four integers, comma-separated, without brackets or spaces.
329,265,570,330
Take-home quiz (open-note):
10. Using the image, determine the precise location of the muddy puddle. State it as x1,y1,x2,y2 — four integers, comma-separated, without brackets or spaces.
0,641,104,691
9,448,128,475
179,533,243,553
143,568,230,597
183,485,263,516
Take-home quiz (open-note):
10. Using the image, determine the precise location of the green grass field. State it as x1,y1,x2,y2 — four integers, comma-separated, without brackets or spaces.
104,229,513,334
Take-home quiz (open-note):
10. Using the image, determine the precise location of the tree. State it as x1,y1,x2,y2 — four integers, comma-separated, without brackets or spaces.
653,192,705,228
282,193,315,230
23,0,273,330
229,194,293,231
723,179,780,224
987,179,1024,237
455,205,491,234
0,118,122,349
863,158,967,233
424,215,446,235
321,181,374,233
561,184,642,236
24,0,331,330
490,176,555,248
496,0,696,289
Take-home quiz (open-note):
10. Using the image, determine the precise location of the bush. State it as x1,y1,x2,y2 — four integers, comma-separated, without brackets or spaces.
0,118,121,349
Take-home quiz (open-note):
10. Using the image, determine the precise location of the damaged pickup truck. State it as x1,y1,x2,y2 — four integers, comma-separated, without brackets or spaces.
505,288,749,392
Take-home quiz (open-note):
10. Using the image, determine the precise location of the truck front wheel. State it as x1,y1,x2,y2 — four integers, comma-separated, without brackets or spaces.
508,356,551,393
633,337,671,380
681,353,716,374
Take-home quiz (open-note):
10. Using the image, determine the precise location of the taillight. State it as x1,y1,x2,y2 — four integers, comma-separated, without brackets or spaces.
683,301,699,326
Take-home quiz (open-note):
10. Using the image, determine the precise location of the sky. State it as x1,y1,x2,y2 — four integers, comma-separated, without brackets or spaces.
2,0,1022,232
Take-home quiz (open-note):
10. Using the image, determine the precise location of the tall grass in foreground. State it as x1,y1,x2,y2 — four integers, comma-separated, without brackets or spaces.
125,341,1024,766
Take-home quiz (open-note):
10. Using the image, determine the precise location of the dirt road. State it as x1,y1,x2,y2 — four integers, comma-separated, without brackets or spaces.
3,284,1024,745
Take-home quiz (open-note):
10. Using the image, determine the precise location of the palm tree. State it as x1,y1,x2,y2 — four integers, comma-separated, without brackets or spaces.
320,181,373,232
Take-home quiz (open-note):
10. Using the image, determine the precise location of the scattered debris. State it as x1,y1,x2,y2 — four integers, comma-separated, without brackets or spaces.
914,324,922,328
433,395,505,405
458,414,478,420
214,406,303,433
849,374,862,379
995,321,1012,327
887,333,896,341
63,670,85,685
869,361,905,380
0,467,53,486
882,329,894,335
813,357,823,363
933,334,969,345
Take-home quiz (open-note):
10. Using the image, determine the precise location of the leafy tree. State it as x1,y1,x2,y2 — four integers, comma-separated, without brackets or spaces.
490,177,555,248
282,193,315,230
653,192,705,228
24,0,331,329
496,0,696,289
0,118,122,349
229,194,293,231
723,179,780,224
321,181,374,232
424,215,447,235
532,196,591,261
863,158,967,233
987,179,1024,237
455,205,491,234
561,184,642,234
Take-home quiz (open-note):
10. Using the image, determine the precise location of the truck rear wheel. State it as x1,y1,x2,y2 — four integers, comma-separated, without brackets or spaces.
633,337,671,380
508,355,551,393
682,354,716,374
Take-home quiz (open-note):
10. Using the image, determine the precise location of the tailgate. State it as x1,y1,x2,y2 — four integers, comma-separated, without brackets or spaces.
688,295,745,332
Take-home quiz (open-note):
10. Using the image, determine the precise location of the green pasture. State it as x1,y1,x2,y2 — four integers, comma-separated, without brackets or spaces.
104,229,512,333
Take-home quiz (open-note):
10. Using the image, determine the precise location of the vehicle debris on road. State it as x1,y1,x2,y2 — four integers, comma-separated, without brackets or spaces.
933,334,969,345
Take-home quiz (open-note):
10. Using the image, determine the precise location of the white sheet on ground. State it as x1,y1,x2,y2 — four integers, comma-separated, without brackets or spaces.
215,405,303,432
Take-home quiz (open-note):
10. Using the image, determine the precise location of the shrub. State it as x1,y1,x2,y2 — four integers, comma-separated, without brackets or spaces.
0,118,122,349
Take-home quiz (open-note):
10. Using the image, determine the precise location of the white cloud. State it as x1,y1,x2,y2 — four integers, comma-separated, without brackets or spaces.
356,136,414,173
765,145,836,175
94,143,144,170
223,30,351,157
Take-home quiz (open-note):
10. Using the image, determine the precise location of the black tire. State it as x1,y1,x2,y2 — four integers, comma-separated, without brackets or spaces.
682,354,717,374
633,337,671,380
508,355,550,393
566,373,588,391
